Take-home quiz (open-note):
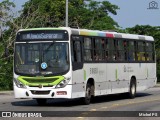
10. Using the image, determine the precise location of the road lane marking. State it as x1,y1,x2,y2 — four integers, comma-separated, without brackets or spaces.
98,98,160,111
101,106,108,109
129,101,135,104
77,117,84,119
90,109,97,111
112,104,119,106
77,98,160,118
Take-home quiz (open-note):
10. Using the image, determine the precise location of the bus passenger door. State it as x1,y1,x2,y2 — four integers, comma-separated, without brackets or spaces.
71,36,85,98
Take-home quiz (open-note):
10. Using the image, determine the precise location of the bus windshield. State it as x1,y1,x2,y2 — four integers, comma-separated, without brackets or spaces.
15,42,69,76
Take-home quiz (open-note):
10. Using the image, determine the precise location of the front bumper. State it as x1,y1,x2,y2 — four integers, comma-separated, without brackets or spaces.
14,85,72,99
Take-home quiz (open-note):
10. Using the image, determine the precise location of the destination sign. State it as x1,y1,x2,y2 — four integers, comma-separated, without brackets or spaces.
16,30,69,41
21,33,63,40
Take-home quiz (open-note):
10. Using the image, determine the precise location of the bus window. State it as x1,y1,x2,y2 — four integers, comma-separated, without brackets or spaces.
93,38,105,61
95,38,102,61
84,37,92,61
72,41,82,62
101,39,105,61
28,44,39,64
108,39,116,61
105,39,108,60
117,40,125,61
137,42,145,61
128,41,136,61
146,42,154,62
15,46,25,65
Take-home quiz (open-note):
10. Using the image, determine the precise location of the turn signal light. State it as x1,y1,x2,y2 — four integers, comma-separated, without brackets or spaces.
56,91,67,95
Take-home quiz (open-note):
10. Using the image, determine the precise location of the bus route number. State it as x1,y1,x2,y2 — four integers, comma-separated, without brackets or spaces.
90,68,98,75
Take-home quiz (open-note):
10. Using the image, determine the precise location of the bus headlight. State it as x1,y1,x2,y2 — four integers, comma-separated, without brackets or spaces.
55,77,71,88
13,78,26,88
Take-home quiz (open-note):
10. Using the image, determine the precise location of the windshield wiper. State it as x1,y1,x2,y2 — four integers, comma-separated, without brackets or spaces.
43,42,55,56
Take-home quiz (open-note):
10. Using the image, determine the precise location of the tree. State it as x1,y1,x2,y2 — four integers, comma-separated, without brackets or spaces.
18,0,119,29
68,0,119,30
0,0,15,90
0,0,15,49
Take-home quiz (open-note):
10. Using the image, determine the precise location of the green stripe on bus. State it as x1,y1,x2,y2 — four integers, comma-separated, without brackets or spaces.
115,69,118,80
88,31,98,36
84,70,86,81
80,31,98,36
17,76,64,86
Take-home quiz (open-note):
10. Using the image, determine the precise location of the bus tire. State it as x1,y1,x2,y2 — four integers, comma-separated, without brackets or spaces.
128,79,136,99
82,83,92,105
36,98,47,105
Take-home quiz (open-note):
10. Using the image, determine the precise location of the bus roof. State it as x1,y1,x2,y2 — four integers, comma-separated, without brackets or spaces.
68,28,154,41
18,27,154,41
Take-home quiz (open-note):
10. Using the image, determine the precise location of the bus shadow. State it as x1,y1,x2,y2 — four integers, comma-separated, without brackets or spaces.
91,92,151,104
11,98,85,107
11,92,152,107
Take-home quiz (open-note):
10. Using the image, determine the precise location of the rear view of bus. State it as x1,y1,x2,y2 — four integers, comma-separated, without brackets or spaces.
13,28,72,105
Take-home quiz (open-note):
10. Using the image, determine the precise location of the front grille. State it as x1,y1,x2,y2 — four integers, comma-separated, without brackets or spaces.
23,78,57,83
18,76,64,87
31,90,50,95
29,85,53,87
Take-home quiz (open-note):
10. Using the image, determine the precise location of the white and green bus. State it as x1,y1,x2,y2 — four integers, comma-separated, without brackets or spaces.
14,27,157,105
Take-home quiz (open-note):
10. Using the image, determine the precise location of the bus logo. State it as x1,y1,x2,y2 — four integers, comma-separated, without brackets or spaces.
39,84,43,88
41,62,47,69
2,112,11,117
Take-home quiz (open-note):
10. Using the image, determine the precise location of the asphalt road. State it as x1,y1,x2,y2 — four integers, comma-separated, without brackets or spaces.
0,86,160,120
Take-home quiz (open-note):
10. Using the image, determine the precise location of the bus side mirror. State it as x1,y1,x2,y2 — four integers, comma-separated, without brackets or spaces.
5,47,9,57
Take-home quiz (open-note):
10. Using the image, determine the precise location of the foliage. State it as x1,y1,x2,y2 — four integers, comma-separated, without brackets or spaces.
0,58,13,90
0,0,15,90
16,0,119,29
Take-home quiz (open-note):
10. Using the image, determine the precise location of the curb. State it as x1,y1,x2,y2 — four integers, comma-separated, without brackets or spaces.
155,84,160,87
0,91,14,95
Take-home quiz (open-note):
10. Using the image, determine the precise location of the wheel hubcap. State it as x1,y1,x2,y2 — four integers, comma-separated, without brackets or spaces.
86,87,91,99
131,84,135,95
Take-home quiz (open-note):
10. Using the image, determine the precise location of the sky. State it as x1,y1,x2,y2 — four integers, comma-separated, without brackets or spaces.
107,0,160,28
1,0,160,29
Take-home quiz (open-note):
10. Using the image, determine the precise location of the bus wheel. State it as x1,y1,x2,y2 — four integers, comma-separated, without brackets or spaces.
36,98,47,105
82,83,92,105
128,79,136,99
